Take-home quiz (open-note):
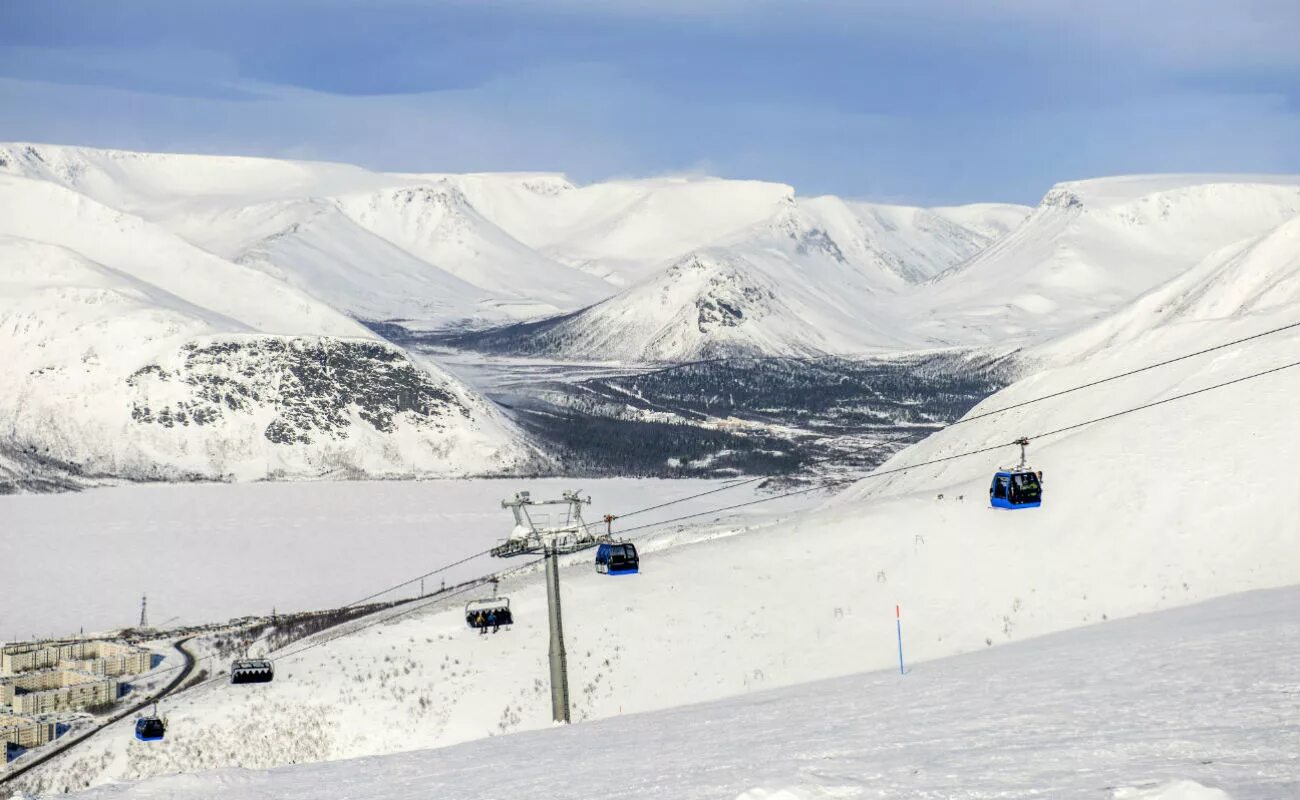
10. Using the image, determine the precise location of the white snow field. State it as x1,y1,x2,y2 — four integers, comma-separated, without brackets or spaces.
1,477,806,640
50,586,1300,800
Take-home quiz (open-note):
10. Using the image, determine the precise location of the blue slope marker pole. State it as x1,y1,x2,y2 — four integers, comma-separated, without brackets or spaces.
895,604,905,675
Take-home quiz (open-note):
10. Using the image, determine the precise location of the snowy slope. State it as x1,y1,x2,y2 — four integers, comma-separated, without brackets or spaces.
50,587,1300,800
799,197,1023,283
916,175,1300,344
12,285,1299,791
1034,212,1300,361
930,201,1031,240
0,175,534,483
331,183,611,315
220,198,498,323
442,175,800,286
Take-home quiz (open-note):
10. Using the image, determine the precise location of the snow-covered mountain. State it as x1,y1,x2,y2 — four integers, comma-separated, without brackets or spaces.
441,250,892,361
0,172,534,483
5,143,1300,488
917,175,1300,344
6,145,1300,364
444,197,1022,361
440,174,1300,361
0,143,1027,342
5,144,1299,796
1033,211,1300,363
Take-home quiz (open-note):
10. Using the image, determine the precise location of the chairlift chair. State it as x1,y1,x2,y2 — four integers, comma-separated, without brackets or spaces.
465,597,513,630
230,658,275,685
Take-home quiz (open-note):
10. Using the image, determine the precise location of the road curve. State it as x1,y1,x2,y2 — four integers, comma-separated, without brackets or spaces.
0,635,197,788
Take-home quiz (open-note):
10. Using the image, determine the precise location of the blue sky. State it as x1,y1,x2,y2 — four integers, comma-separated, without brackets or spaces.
1,0,1297,204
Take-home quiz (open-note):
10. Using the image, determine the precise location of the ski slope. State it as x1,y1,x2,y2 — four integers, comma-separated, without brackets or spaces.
10,204,1300,791
44,587,1300,800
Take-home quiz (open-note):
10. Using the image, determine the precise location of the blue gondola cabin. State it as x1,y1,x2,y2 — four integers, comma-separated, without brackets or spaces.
135,716,166,742
990,470,1042,509
595,542,639,575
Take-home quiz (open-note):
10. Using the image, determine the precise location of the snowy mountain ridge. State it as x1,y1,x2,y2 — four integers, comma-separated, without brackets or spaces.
0,142,1027,334
439,172,1300,360
917,175,1300,344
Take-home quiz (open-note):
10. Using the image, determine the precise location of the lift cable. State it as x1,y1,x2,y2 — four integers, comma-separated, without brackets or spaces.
335,327,1300,605
597,476,767,524
268,556,546,666
140,352,1300,700
950,318,1300,428
602,320,1300,531
611,356,1300,540
143,556,549,703
341,546,502,609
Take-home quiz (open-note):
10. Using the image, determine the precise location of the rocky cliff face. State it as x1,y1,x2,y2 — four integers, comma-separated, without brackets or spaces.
127,338,468,445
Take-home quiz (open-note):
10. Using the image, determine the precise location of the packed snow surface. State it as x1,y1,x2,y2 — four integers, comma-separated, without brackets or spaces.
53,587,1300,799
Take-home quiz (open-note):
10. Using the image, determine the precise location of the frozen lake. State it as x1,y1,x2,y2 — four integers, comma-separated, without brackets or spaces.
3,477,804,639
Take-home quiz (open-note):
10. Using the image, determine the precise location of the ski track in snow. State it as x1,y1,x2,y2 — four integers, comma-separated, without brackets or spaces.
53,587,1300,800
